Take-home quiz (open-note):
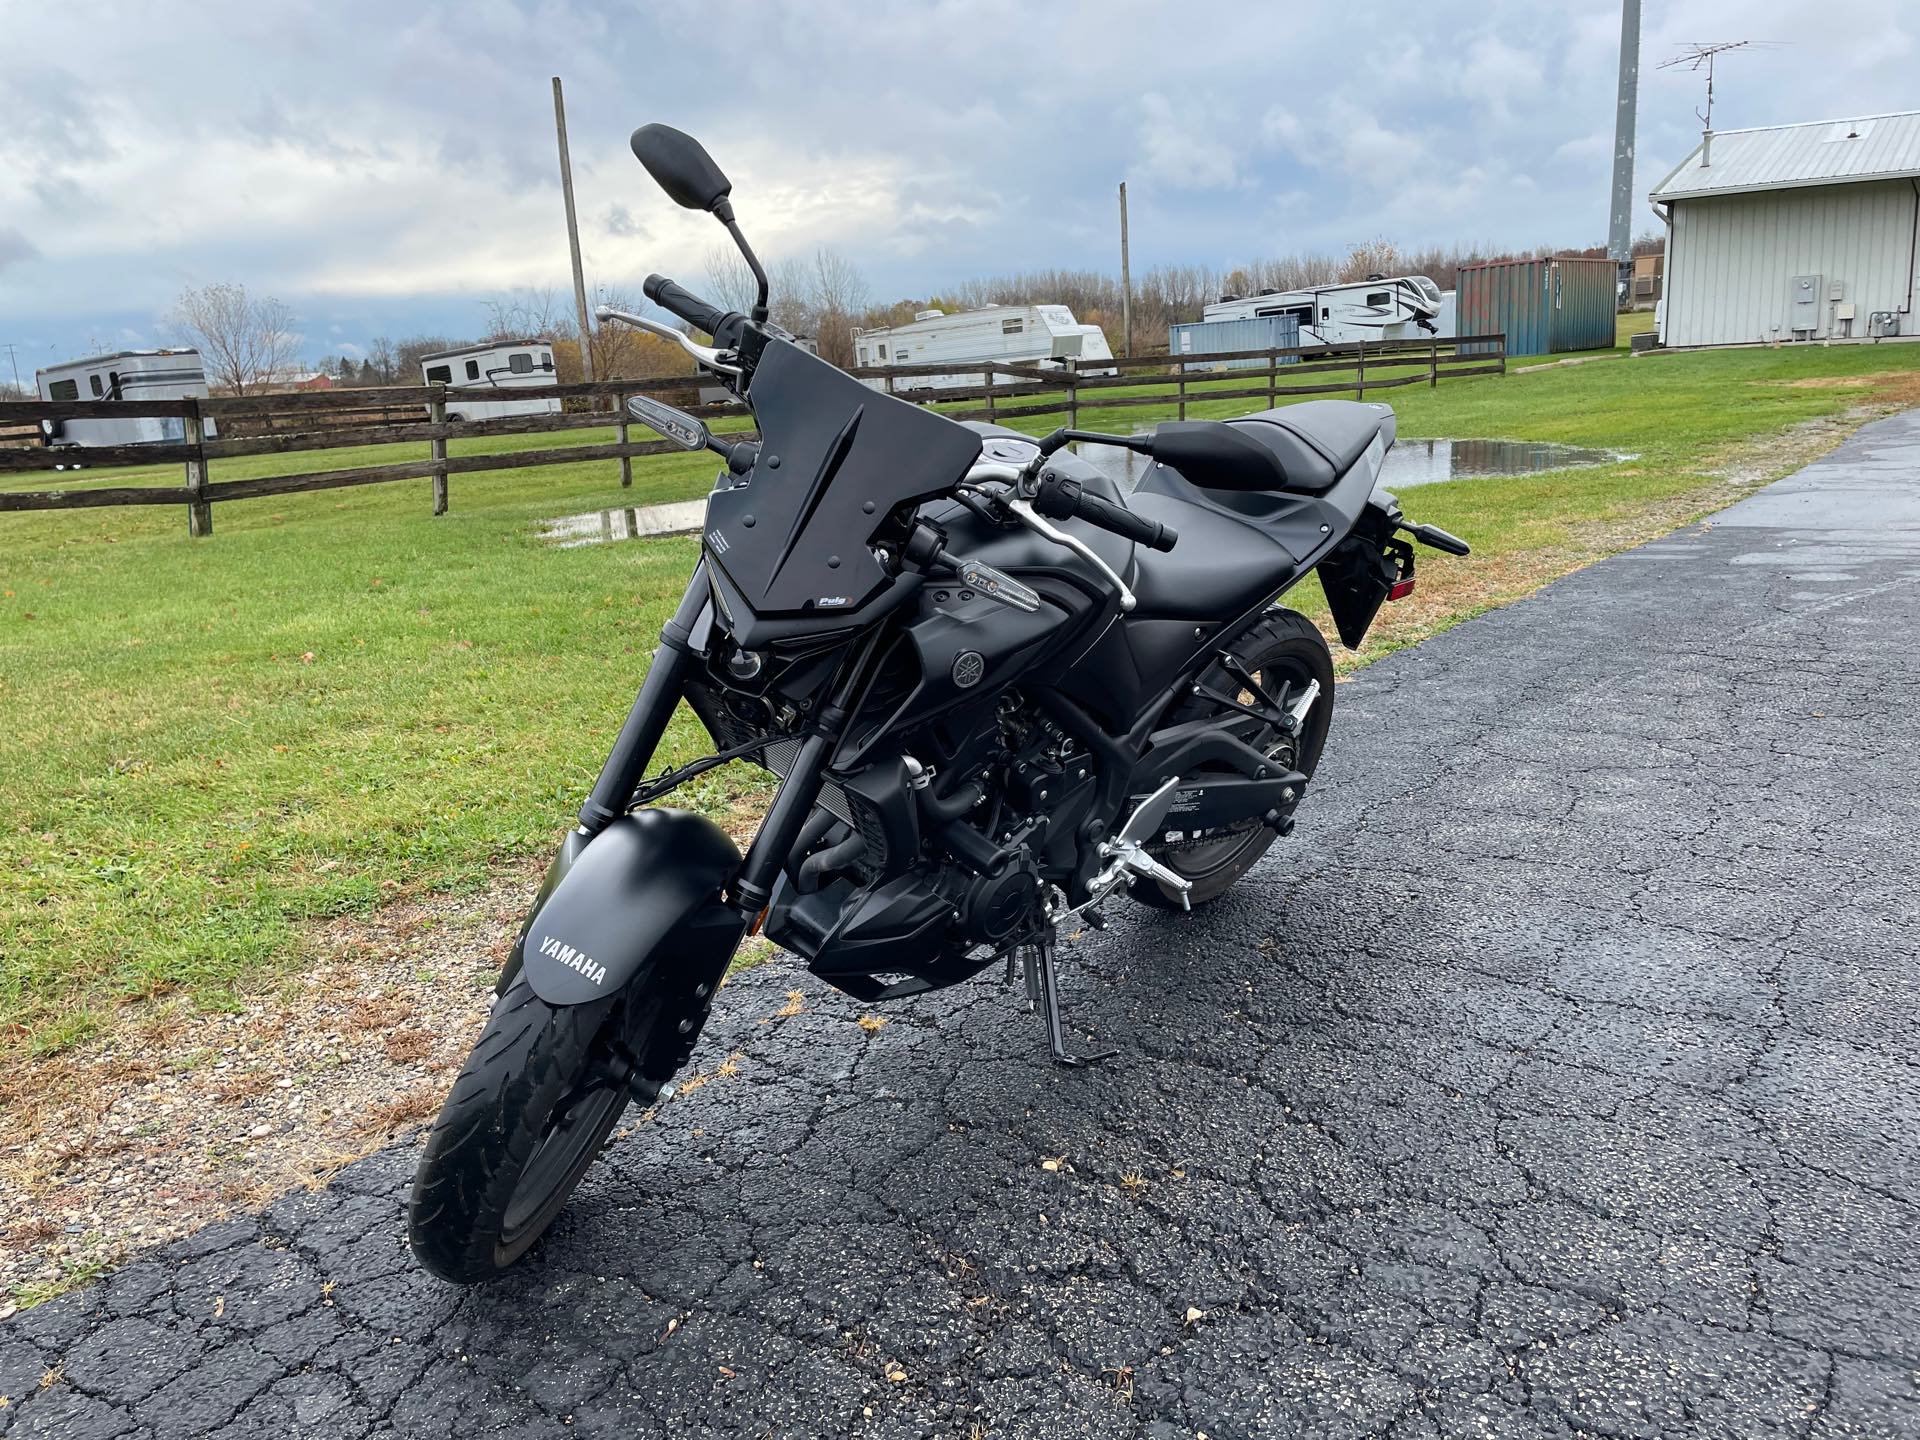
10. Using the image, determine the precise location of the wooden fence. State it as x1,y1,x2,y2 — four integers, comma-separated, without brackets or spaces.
0,333,1503,536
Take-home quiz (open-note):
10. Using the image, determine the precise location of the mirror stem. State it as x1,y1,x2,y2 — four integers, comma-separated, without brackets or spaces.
721,216,770,325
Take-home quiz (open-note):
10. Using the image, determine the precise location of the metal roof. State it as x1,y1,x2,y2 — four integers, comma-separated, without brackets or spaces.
36,348,202,375
419,339,552,363
1651,111,1920,202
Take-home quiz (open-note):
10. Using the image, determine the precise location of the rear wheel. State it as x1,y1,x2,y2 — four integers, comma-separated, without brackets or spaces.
1131,608,1333,910
408,975,665,1283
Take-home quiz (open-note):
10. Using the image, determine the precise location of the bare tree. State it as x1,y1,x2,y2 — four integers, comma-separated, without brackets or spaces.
767,256,814,338
806,247,868,367
367,335,397,385
170,282,297,394
481,286,567,343
703,244,761,316
394,335,466,376
1336,239,1404,283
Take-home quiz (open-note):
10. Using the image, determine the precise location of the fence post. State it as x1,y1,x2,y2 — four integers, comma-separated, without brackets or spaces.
430,383,448,516
1498,334,1507,376
617,389,633,488
1356,340,1366,401
184,401,211,538
1430,337,1438,389
1065,357,1078,431
1266,349,1277,407
983,367,995,422
1177,358,1187,422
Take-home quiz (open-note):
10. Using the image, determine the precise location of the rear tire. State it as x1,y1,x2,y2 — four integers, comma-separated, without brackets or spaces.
1131,608,1333,910
408,975,635,1284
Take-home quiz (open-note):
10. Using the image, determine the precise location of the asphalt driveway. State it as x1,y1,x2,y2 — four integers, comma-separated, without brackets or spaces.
7,412,1919,1439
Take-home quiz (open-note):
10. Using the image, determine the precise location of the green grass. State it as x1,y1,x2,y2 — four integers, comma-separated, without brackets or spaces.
3,337,1915,1055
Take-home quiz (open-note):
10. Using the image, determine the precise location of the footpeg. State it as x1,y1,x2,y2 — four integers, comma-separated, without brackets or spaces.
1107,842,1193,910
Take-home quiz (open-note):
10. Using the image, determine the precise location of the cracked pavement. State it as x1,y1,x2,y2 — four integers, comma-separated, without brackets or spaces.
8,413,1920,1438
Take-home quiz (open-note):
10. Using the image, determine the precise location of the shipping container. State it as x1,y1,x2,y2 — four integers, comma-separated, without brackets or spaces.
1167,314,1302,371
1456,256,1616,356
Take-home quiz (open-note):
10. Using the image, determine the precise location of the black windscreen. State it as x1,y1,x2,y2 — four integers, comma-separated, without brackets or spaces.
704,339,982,616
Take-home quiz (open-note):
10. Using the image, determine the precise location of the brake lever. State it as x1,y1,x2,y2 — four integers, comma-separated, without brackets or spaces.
1006,497,1137,613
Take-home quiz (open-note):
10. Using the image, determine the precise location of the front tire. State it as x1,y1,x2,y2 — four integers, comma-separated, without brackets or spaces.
408,976,633,1284
1131,608,1334,909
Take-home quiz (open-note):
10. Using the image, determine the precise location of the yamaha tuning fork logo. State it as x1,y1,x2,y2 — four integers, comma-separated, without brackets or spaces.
952,651,985,688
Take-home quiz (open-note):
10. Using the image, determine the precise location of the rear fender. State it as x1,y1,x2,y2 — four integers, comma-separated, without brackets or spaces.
504,809,743,1006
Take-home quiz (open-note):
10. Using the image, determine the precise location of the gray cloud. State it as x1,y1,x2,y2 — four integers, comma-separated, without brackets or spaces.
0,0,1914,362
0,227,39,273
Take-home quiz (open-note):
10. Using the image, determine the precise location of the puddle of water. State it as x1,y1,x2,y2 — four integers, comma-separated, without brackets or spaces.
538,500,704,547
1378,438,1624,488
1083,436,1624,493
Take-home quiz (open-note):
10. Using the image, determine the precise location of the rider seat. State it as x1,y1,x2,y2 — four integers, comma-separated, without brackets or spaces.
1123,401,1396,621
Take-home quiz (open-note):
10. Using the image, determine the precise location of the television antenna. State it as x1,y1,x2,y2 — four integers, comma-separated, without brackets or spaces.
1657,40,1780,132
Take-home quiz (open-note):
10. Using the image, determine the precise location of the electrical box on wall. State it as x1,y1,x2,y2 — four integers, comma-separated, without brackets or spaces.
1790,275,1823,333
1828,281,1846,302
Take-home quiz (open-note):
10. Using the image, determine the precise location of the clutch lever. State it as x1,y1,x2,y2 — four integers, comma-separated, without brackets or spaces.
595,306,742,377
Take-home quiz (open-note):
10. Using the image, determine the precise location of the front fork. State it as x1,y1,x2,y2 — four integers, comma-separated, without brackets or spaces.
574,559,871,921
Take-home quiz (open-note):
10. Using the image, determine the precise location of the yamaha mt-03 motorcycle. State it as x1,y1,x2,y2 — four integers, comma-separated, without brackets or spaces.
408,124,1470,1283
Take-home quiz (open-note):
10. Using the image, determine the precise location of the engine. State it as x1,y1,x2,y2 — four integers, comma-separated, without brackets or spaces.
761,691,1104,1001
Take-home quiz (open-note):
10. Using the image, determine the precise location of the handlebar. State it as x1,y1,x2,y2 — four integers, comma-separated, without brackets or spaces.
642,274,746,348
1033,473,1178,552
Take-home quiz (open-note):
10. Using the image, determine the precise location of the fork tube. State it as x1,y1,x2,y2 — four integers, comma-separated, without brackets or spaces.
577,562,710,834
729,630,884,916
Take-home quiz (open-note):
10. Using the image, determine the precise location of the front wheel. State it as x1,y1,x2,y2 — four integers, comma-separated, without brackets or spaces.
409,976,641,1283
1131,608,1334,909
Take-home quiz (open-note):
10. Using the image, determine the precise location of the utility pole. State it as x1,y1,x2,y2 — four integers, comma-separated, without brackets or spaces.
1118,181,1133,359
1,342,21,397
552,76,596,383
1608,0,1640,266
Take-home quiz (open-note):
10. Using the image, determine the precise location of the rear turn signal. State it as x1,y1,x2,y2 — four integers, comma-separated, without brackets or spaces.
1388,577,1416,601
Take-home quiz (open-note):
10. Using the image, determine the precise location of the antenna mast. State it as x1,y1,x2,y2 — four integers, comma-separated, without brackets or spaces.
1658,40,1755,165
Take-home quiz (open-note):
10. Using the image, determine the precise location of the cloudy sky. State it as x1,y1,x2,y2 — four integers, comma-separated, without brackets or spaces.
1,0,1913,374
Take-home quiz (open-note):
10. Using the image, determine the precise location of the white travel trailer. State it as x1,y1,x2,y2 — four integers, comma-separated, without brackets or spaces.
1203,277,1454,348
851,305,1116,391
420,340,561,421
35,349,216,447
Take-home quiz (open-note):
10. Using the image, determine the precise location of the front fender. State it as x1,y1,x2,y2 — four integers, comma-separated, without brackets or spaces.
508,808,742,1005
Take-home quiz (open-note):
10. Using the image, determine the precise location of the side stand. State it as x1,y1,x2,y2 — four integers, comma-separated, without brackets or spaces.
1012,940,1116,1068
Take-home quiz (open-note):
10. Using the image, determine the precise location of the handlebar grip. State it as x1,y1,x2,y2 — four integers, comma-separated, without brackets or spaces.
642,274,745,346
1076,489,1177,551
1034,474,1178,552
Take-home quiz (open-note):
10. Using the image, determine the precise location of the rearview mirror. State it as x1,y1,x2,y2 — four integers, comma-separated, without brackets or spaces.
1147,422,1285,492
630,124,733,214
626,394,709,452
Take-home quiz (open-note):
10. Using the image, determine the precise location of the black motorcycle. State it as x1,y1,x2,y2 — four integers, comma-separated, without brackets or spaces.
408,124,1469,1282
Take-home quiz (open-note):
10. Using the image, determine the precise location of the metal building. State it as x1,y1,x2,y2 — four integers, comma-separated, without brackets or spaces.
1650,111,1920,347
1167,314,1301,371
1456,257,1618,356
